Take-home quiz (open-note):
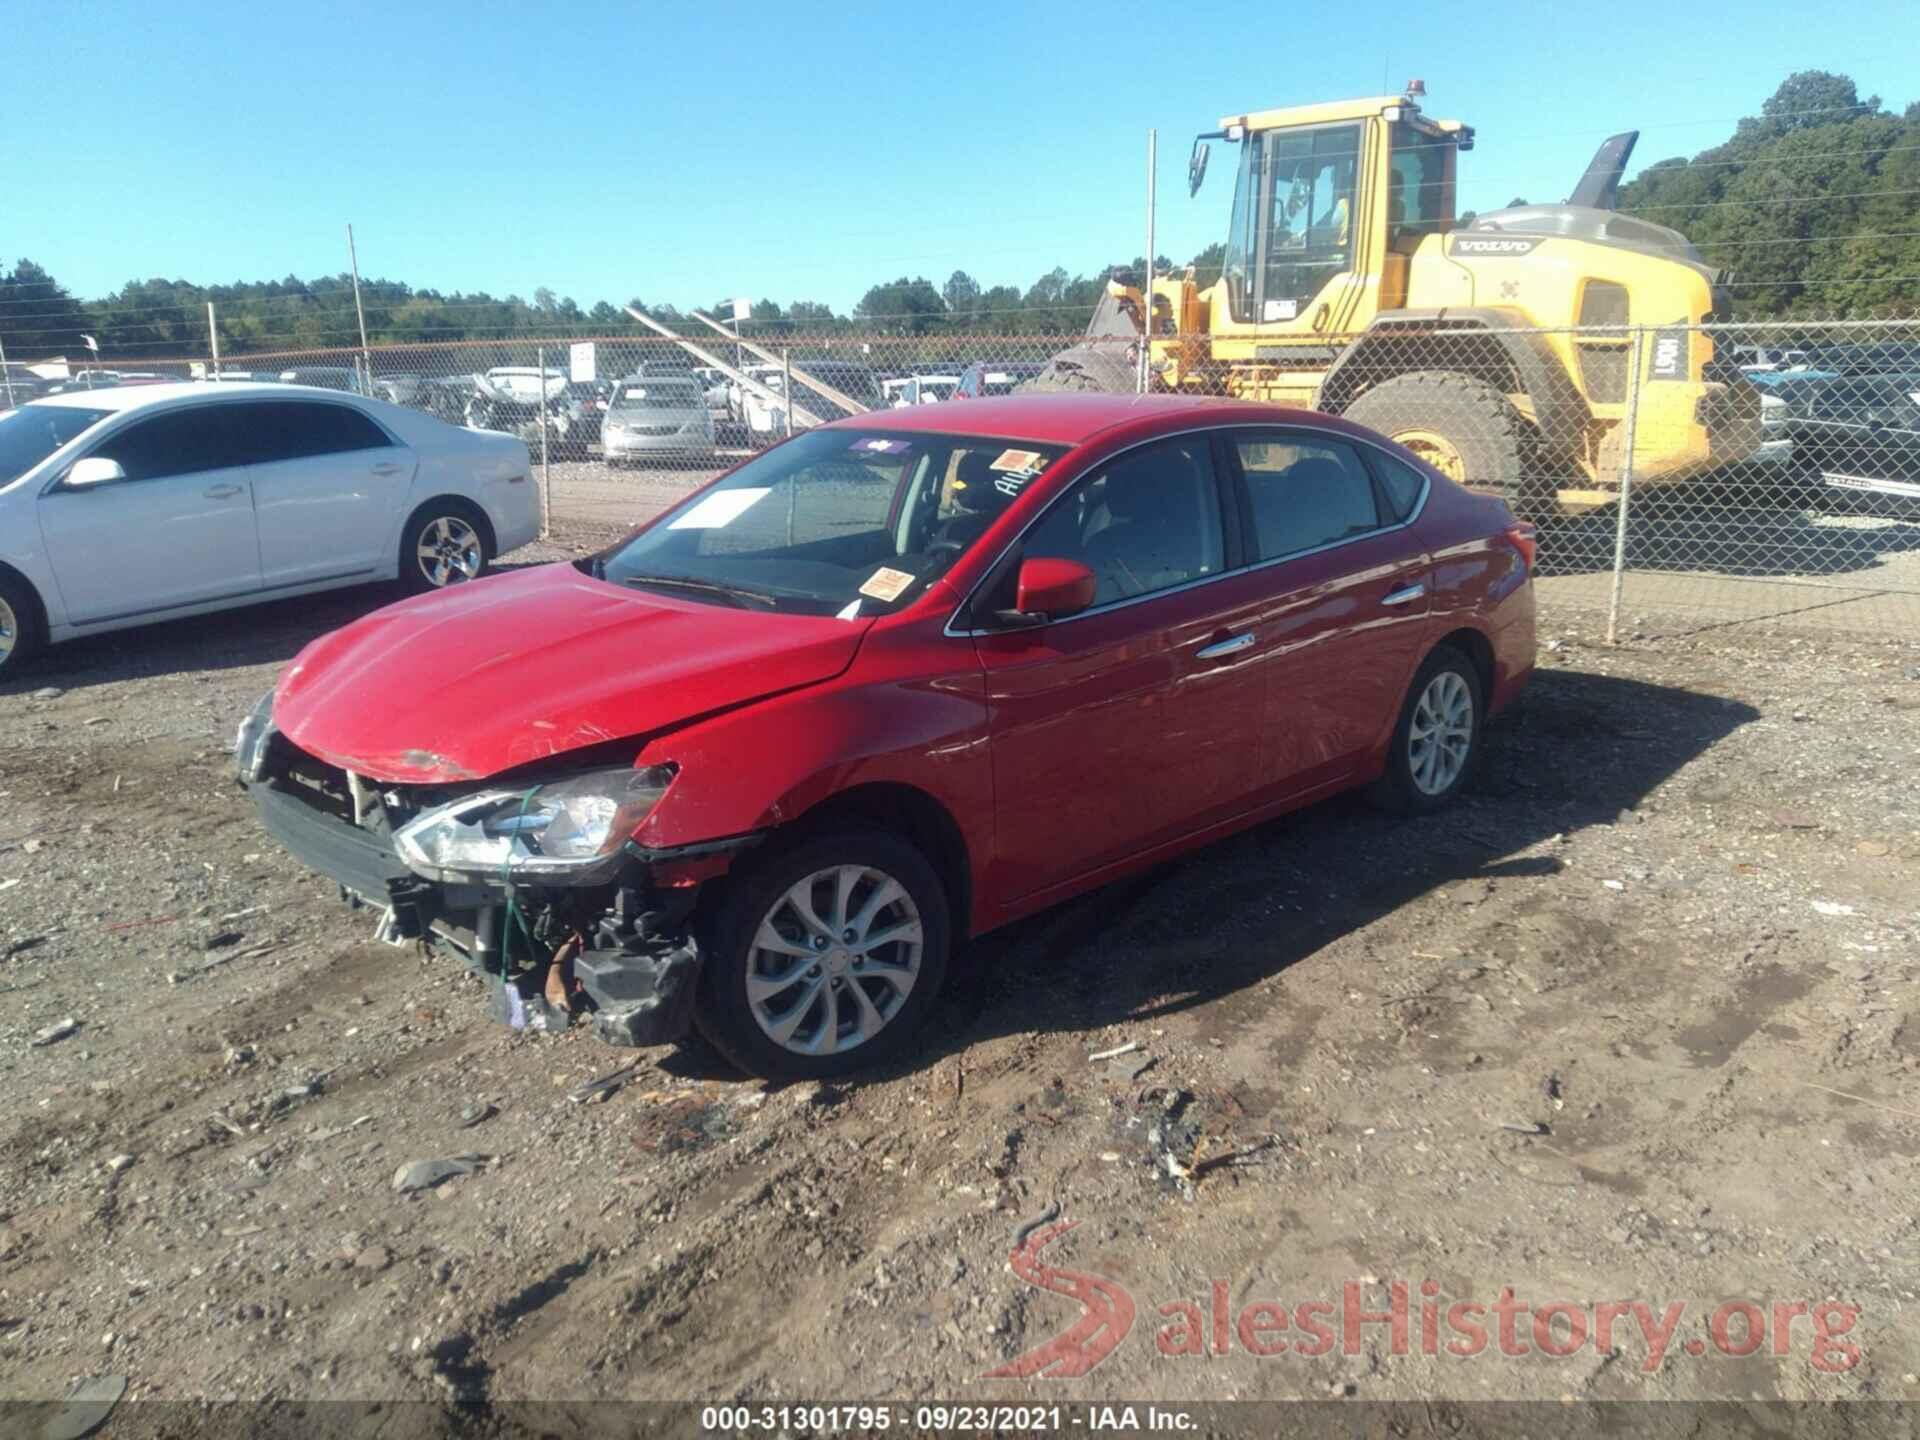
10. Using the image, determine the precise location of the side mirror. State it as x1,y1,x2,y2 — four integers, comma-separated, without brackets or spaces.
1011,556,1096,622
65,456,127,489
1188,139,1210,197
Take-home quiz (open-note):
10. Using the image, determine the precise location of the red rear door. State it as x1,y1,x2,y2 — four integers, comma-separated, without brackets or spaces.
1224,431,1434,796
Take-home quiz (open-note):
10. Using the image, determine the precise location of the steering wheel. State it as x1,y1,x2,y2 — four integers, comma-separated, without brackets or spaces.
925,538,966,558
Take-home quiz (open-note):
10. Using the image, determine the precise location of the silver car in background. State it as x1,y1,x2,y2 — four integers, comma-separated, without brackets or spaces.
601,376,716,466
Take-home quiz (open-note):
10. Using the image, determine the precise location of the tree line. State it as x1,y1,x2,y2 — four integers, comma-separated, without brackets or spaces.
3,72,1913,363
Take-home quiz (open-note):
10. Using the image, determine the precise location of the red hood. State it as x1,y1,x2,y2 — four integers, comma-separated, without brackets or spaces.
274,563,871,783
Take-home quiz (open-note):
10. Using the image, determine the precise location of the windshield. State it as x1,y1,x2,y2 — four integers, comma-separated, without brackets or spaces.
595,428,1068,616
0,403,113,486
612,381,702,410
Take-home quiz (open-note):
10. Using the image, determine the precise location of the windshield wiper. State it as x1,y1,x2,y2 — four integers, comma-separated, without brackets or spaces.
617,573,781,609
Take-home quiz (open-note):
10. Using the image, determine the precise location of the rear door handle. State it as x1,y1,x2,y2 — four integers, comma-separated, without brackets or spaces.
1381,581,1426,607
203,483,245,499
1196,631,1256,661
370,462,407,476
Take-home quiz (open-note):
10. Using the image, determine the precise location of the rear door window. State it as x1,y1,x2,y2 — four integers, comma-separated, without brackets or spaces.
1234,435,1383,560
1366,450,1429,522
240,401,393,462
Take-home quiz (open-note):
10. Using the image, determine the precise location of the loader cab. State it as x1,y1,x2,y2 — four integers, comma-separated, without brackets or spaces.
1208,96,1465,340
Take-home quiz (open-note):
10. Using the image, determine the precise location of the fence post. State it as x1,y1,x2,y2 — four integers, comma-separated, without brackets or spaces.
1140,129,1157,395
782,347,793,438
206,301,221,378
537,343,551,540
0,334,14,408
1605,326,1646,646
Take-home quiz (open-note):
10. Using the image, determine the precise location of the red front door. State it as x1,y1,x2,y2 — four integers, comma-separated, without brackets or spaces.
973,435,1265,907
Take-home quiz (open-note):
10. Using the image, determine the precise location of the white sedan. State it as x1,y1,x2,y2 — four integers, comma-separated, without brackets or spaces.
0,382,539,677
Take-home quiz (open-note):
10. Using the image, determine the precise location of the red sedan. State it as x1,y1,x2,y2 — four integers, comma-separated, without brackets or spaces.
241,393,1535,1078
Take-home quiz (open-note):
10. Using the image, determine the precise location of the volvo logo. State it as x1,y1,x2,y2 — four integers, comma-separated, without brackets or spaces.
1449,236,1543,257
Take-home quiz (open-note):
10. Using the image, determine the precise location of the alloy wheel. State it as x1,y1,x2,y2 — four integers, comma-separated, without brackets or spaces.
416,516,483,587
1408,669,1474,796
746,864,923,1057
0,595,15,665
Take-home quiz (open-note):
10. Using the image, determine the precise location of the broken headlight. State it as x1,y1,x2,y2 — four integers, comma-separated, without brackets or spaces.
234,689,276,783
392,764,675,884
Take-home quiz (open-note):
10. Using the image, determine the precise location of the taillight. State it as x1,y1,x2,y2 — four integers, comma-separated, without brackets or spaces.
1505,523,1538,573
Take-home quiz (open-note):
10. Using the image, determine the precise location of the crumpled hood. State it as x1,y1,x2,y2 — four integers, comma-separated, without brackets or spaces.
274,563,871,783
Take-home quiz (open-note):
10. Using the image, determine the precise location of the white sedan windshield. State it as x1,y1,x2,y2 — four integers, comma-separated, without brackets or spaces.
0,404,113,485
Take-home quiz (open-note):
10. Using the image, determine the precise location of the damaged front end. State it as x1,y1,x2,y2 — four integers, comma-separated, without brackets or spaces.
235,690,754,1048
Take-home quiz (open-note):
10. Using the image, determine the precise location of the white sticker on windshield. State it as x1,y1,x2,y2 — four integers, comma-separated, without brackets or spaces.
858,566,915,602
667,487,771,530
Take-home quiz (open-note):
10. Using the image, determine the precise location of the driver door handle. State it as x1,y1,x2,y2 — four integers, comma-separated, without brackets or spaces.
370,461,407,476
1381,581,1426,607
203,483,245,499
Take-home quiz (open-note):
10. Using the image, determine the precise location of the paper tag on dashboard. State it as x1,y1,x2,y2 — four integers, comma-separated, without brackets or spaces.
990,448,1045,472
858,567,915,602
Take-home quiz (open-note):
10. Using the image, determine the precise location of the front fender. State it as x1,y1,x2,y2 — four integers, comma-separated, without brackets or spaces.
628,622,993,888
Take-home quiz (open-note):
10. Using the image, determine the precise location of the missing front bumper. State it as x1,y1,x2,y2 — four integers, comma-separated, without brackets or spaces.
246,777,709,1048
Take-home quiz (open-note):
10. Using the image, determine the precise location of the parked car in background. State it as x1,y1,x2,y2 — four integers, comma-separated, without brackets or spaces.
601,376,716,465
372,374,429,407
238,392,1534,1078
691,366,731,421
1732,345,1810,376
729,363,785,428
279,366,366,394
952,361,1046,399
0,383,538,678
564,379,614,451
466,370,590,456
1778,375,1920,516
46,371,180,394
883,374,960,407
742,360,883,439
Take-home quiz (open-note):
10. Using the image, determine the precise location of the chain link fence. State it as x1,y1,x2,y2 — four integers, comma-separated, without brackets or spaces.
15,316,1918,638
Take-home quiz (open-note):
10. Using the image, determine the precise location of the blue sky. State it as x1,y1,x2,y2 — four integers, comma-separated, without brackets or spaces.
6,1,1915,316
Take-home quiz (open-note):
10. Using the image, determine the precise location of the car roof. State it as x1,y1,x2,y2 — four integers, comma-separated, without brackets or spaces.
824,392,1323,446
27,381,355,412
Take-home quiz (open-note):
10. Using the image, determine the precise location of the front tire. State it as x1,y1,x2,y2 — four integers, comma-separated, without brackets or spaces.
1342,370,1537,513
694,828,951,1080
400,500,491,594
0,571,46,681
1369,645,1485,815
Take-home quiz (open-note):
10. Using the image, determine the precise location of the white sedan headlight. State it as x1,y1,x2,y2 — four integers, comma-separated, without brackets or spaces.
393,765,675,884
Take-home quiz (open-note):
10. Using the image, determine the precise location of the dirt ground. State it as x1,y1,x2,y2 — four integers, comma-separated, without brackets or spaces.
3,541,1919,1421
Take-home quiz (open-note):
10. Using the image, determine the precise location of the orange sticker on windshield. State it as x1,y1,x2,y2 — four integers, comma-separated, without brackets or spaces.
990,448,1045,472
858,566,915,602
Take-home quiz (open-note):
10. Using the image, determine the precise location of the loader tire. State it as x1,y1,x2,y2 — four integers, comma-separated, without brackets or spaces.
1341,370,1538,513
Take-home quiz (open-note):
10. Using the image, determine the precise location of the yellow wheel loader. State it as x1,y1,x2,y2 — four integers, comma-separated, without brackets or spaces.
1035,87,1763,512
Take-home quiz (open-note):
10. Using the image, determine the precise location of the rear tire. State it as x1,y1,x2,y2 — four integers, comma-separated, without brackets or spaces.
400,499,491,594
1342,370,1538,513
694,828,951,1080
1368,645,1485,816
0,571,46,681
